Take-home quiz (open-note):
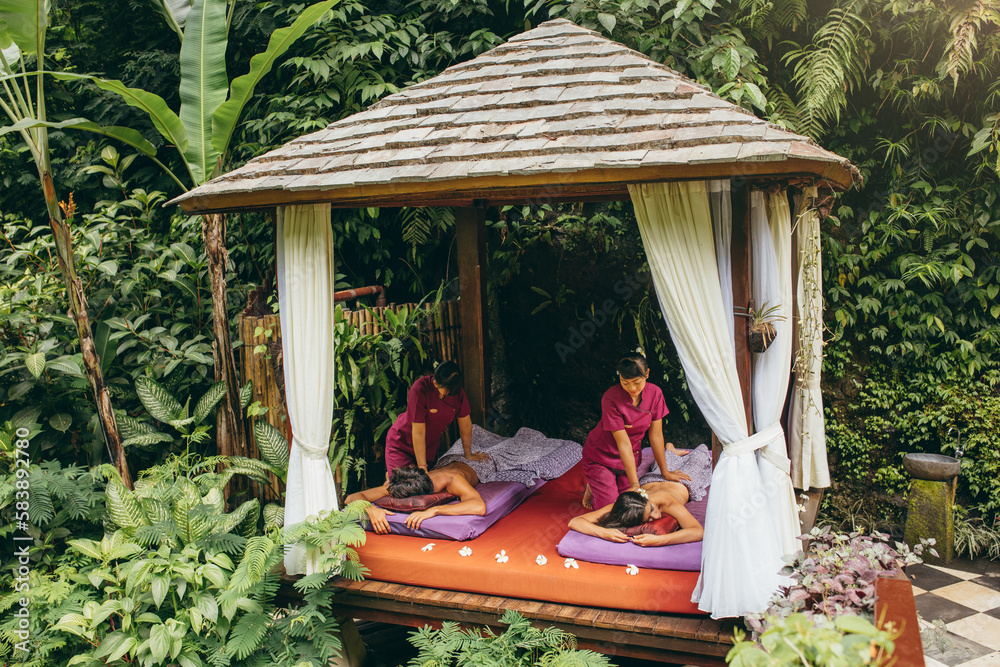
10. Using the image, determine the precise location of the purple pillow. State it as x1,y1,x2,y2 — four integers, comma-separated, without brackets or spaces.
374,492,457,511
377,480,545,541
555,490,708,571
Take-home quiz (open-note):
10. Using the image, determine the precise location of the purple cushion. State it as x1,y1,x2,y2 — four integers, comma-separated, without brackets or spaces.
555,489,708,571
377,480,546,541
375,492,457,511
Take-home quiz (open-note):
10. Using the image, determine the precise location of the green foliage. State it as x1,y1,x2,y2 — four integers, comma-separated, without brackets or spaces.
0,455,106,667
332,300,431,490
407,609,613,667
954,504,1000,561
727,613,896,666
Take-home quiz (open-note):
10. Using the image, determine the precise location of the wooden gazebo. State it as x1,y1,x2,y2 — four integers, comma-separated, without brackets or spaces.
173,18,859,665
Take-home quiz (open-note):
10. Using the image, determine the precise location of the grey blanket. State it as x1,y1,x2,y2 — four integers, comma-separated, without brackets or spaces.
638,443,712,502
435,425,582,487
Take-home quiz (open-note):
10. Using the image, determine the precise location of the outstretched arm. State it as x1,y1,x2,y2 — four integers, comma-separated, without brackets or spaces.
345,484,395,535
630,498,703,547
649,420,691,482
613,429,640,490
458,415,488,462
568,505,629,543
404,475,486,530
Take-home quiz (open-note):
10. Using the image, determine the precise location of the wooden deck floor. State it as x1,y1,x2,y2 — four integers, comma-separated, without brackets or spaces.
314,577,739,666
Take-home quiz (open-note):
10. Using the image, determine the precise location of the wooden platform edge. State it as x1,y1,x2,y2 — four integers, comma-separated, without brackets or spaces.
278,574,736,666
876,571,925,666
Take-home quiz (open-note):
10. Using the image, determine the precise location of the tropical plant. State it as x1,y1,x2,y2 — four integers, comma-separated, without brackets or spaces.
0,0,132,485
727,612,897,666
407,609,613,667
116,374,252,458
332,300,431,491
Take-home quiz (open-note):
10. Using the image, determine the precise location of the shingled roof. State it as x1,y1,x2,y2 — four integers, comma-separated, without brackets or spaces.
172,18,857,213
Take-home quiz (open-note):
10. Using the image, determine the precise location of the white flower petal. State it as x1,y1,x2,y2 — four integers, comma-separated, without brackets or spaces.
459,546,472,557
564,557,578,569
535,555,547,566
421,543,436,552
625,564,639,575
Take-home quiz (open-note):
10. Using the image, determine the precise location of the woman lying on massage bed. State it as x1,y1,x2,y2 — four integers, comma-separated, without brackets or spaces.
568,480,703,547
345,463,485,534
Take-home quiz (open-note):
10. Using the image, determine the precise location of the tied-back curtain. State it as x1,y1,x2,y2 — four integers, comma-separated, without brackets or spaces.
751,192,800,556
629,182,787,618
790,187,830,490
276,204,340,575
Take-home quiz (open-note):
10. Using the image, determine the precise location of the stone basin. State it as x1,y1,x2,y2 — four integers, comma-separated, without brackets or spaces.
903,453,961,481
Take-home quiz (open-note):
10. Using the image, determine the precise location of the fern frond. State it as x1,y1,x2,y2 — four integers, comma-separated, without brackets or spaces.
782,2,871,139
937,0,1000,89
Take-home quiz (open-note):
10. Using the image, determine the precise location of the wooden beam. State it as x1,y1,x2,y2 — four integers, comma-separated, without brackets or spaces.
173,159,855,214
456,204,490,425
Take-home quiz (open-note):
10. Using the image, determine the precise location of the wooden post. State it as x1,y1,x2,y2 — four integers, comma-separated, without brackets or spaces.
724,184,754,465
455,203,490,425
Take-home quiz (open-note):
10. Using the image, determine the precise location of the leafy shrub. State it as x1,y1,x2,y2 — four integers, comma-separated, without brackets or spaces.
954,504,1000,561
727,613,897,666
746,527,929,635
46,455,369,667
407,609,613,667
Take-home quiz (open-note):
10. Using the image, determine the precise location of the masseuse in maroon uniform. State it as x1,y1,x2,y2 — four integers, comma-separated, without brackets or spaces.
582,352,690,510
384,361,489,474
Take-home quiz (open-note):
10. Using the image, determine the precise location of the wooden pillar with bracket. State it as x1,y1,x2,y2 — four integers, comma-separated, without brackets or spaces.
455,203,490,425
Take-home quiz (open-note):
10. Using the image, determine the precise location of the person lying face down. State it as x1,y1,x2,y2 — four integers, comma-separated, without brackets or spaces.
567,480,704,547
344,462,486,534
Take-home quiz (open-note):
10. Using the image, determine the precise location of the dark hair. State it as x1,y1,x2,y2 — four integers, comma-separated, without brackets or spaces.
387,466,434,498
596,491,647,529
433,360,463,396
617,353,649,380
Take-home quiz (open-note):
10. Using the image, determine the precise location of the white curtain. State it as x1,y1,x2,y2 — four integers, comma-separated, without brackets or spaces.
629,182,788,619
277,204,340,575
709,180,734,342
750,192,800,556
789,187,830,490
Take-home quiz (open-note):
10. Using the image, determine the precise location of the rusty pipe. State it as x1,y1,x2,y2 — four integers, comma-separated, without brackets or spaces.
333,285,387,307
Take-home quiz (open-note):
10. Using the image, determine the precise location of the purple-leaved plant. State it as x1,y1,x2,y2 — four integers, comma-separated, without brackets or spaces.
746,526,935,635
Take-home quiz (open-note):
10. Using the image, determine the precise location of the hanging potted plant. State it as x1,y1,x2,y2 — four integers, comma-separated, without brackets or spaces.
748,302,785,353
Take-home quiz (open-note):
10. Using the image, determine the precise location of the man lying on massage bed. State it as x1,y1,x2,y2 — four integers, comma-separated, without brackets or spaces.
568,480,703,546
345,463,485,534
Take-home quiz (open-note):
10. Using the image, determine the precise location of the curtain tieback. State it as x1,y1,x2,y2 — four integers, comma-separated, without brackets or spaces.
292,435,330,461
723,422,791,474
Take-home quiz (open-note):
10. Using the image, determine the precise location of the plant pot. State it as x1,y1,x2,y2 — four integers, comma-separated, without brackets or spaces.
749,327,776,353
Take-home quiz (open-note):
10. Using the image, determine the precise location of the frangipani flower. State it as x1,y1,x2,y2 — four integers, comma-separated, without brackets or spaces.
797,503,808,513
564,558,579,569
421,543,435,552
625,564,639,576
495,549,509,563
636,488,649,499
459,546,472,557
535,554,547,566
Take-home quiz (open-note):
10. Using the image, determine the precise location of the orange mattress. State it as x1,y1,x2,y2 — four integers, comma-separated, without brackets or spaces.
356,461,704,614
